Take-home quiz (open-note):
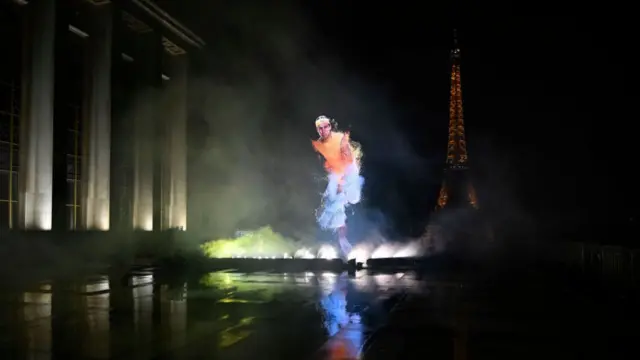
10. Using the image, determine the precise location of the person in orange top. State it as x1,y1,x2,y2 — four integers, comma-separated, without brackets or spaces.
312,115,364,257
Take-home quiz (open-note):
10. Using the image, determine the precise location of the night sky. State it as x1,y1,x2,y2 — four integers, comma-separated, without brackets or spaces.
160,1,638,243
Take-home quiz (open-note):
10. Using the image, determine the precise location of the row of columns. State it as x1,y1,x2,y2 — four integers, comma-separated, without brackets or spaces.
18,1,188,231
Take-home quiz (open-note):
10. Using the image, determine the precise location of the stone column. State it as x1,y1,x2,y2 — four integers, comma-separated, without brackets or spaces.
109,3,134,231
81,4,113,230
131,34,161,231
18,0,56,230
131,91,155,231
160,54,188,230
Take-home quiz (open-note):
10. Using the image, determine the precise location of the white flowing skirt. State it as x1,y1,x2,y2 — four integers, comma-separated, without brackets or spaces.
317,163,364,230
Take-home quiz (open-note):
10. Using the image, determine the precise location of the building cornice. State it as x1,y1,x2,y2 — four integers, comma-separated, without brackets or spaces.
85,0,205,52
131,0,205,49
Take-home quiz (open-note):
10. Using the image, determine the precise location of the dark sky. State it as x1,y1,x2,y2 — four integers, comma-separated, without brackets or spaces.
162,1,638,240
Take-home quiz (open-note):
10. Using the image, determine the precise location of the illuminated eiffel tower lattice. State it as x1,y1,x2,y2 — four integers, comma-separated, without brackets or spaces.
435,30,479,210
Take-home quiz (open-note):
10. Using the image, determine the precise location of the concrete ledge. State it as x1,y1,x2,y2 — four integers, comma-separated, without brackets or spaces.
0,230,194,272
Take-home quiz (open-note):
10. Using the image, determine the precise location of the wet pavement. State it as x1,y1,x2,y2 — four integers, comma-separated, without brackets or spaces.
0,265,638,359
0,267,419,360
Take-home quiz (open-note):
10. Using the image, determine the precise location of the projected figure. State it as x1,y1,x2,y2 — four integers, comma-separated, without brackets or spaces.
312,115,364,258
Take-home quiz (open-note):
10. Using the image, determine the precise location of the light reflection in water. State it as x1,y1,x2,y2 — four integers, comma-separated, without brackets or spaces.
7,272,186,360
22,289,52,359
132,273,154,344
6,269,417,359
79,278,110,358
160,283,188,350
317,273,364,359
320,286,350,337
218,316,255,348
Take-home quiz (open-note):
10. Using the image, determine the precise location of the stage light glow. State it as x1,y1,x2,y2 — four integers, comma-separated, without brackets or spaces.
347,243,374,264
318,245,338,260
393,242,421,257
201,226,296,258
371,244,399,259
294,248,315,259
97,213,110,231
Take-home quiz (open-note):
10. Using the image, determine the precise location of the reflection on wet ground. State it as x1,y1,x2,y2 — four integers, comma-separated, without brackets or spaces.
0,267,638,359
0,268,421,360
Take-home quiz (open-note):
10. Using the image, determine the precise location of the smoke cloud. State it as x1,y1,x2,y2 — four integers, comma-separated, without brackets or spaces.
185,1,426,244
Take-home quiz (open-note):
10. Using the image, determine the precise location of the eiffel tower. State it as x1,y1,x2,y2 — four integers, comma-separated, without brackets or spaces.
423,30,489,254
436,29,479,211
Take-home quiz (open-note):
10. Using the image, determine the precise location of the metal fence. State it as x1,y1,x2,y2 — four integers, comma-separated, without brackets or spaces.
544,242,639,288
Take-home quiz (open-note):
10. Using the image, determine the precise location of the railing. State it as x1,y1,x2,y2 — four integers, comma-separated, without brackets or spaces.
544,242,639,288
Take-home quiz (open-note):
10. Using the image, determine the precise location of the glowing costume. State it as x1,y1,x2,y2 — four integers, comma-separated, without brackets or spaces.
312,116,364,257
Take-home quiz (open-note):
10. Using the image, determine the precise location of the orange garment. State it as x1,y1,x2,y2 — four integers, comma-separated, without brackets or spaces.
312,132,353,175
